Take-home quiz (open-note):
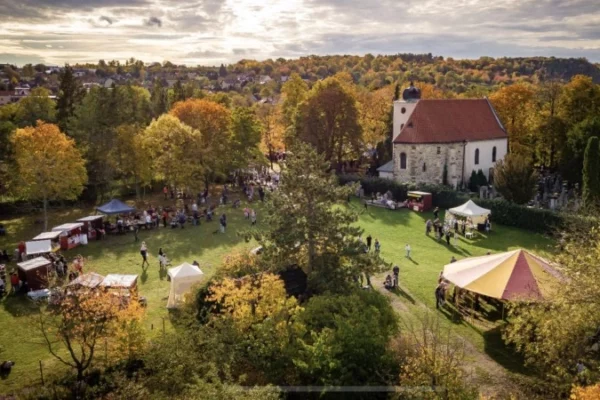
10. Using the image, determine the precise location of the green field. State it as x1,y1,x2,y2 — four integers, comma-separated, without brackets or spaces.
0,195,554,393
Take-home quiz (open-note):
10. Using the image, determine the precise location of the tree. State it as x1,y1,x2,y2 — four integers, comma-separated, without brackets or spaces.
252,142,386,291
490,83,536,157
170,99,231,188
219,64,227,77
11,122,87,230
256,103,284,170
281,73,308,127
229,107,263,172
56,65,85,133
504,224,600,387
110,124,153,199
15,87,56,127
476,169,488,188
468,170,478,192
141,114,202,190
151,79,167,117
38,289,143,382
295,78,362,169
582,136,600,208
566,117,600,183
493,153,538,204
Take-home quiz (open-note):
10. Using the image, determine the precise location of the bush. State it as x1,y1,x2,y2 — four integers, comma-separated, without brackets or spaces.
338,174,570,234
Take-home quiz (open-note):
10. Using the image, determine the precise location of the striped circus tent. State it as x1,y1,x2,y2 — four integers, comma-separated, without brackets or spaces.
442,249,562,301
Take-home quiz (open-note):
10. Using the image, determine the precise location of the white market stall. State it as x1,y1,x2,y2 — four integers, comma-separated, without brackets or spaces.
52,223,86,250
32,231,62,252
167,263,204,309
24,240,52,259
77,216,104,240
445,200,491,237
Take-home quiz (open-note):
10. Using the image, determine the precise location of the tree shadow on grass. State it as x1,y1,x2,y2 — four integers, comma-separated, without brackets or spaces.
425,236,472,257
483,325,529,375
1,293,40,317
389,286,416,304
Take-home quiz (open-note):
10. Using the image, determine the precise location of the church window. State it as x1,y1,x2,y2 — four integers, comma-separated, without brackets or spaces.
400,153,407,169
422,162,427,172
474,148,480,165
401,123,404,130
492,146,497,162
437,146,441,155
401,107,406,114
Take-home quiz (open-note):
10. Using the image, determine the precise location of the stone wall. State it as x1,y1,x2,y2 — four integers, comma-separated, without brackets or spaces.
393,143,465,186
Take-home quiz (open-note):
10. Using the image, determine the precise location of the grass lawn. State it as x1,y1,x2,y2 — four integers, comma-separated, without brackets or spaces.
0,194,554,394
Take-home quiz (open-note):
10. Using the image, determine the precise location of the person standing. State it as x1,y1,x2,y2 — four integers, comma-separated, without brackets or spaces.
435,283,443,309
433,207,439,220
163,185,168,200
392,264,400,288
374,239,381,254
140,241,149,268
366,235,372,251
250,209,257,226
405,243,411,258
133,224,139,242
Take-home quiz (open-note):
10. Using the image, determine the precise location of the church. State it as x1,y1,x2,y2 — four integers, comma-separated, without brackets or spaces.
378,84,508,187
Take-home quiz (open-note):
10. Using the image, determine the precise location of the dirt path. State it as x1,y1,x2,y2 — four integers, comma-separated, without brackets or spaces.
371,274,514,396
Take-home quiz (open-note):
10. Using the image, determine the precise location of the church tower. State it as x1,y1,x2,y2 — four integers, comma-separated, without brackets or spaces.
392,82,420,142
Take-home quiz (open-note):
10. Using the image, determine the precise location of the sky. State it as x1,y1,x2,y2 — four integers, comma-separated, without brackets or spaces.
0,0,599,66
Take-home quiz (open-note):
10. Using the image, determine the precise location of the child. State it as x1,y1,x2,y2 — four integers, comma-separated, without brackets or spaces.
374,239,381,254
250,209,257,225
405,243,411,258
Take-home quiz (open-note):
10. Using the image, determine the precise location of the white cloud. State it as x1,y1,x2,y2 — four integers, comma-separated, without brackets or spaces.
0,0,598,66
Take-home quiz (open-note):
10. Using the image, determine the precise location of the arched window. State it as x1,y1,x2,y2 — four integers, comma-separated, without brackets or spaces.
401,107,406,114
400,123,404,130
400,153,407,169
492,146,497,162
422,162,427,172
474,148,480,165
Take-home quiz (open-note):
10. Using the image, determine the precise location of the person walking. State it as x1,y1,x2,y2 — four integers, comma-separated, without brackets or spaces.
250,209,257,225
133,224,139,242
219,214,227,233
374,239,381,254
140,241,149,268
366,235,372,251
435,283,444,309
405,243,411,258
392,264,400,288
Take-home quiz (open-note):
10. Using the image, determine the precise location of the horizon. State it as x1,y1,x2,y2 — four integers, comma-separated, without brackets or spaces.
1,0,599,66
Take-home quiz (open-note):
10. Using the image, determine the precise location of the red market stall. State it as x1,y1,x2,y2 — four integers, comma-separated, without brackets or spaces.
17,256,53,291
407,191,433,212
77,216,104,240
52,223,85,250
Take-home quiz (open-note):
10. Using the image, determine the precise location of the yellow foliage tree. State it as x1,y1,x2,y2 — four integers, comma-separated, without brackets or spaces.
11,121,87,230
490,83,536,157
256,103,284,169
141,114,202,191
110,124,153,199
170,99,231,187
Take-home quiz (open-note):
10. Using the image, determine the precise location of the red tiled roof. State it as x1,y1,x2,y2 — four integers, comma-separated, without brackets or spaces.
393,99,507,144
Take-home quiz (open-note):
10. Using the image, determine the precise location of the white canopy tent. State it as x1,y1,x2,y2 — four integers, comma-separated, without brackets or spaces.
447,200,491,225
167,263,204,309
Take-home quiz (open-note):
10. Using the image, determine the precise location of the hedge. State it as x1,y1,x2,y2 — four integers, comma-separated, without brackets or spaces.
338,174,570,234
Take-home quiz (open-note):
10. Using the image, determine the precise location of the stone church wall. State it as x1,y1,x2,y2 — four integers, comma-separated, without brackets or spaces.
393,143,465,186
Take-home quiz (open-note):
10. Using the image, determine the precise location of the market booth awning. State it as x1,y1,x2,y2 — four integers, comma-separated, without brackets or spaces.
97,199,135,215
167,263,204,309
442,249,562,301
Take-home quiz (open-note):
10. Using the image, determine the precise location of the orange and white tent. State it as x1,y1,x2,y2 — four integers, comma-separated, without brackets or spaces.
442,249,561,301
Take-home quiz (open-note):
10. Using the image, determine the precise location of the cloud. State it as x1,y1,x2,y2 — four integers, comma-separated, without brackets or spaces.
144,16,162,27
0,0,599,66
99,15,114,25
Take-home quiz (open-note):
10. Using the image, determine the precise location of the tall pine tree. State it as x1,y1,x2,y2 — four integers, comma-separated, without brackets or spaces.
582,136,600,208
56,65,85,134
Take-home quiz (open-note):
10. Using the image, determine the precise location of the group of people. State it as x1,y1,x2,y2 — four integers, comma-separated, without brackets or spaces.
361,234,381,254
243,208,258,225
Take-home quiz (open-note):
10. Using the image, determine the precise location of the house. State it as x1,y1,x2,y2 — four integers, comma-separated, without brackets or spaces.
14,85,30,96
259,75,272,84
0,91,13,105
391,83,508,187
280,75,289,83
377,160,394,179
103,78,114,88
73,70,87,78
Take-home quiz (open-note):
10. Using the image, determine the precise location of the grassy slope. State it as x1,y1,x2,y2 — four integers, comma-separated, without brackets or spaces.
0,196,553,393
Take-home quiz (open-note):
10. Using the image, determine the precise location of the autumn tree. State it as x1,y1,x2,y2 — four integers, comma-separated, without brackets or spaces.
141,114,202,190
504,224,600,387
151,79,167,117
15,87,56,127
256,103,284,169
110,124,153,199
56,65,85,133
11,122,87,230
490,83,536,157
565,117,600,183
281,72,308,127
170,99,231,188
295,77,362,169
582,136,600,209
38,289,144,382
228,107,263,173
493,153,538,204
252,142,386,292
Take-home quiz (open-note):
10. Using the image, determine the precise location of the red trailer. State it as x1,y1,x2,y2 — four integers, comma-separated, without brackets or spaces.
407,191,433,212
